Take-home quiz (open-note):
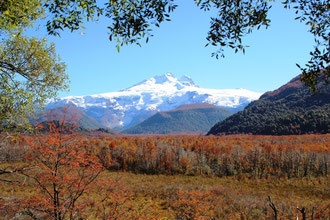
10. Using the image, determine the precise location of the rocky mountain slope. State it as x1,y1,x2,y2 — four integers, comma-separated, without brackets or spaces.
47,73,261,130
207,74,330,135
123,103,232,134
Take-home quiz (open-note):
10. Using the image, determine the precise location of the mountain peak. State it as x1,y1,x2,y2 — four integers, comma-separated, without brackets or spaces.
123,73,198,91
179,75,197,87
153,72,176,84
150,73,198,87
165,72,174,77
48,73,262,129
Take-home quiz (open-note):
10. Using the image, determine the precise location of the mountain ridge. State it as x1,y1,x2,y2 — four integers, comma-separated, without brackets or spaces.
207,74,330,135
47,73,262,129
123,103,232,134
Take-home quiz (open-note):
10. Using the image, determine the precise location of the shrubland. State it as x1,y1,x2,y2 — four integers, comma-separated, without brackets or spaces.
0,123,329,219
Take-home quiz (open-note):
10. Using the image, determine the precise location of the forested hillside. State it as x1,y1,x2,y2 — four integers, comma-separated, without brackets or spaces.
208,74,330,135
123,103,232,134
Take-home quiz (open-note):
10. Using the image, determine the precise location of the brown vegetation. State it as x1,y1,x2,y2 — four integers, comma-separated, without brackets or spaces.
0,126,329,219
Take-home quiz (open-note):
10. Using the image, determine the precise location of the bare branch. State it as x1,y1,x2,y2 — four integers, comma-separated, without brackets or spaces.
267,196,278,220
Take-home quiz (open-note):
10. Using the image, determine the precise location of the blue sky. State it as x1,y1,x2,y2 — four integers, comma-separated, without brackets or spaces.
32,1,315,97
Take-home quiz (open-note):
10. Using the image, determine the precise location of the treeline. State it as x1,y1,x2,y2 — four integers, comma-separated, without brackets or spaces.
2,134,329,179
91,135,329,178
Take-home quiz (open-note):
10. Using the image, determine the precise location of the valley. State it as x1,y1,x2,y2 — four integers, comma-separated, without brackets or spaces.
1,133,329,219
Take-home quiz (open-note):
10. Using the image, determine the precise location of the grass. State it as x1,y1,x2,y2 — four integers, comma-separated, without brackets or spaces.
0,133,329,219
3,170,328,219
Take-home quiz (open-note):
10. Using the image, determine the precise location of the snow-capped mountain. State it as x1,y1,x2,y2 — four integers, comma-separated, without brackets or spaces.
47,73,262,130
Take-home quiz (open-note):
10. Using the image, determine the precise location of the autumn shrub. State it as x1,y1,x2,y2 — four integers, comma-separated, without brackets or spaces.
91,176,133,219
1,133,329,218
90,135,329,178
9,119,104,219
170,190,214,219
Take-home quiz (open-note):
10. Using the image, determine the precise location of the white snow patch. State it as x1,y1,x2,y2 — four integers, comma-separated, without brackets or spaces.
48,73,262,129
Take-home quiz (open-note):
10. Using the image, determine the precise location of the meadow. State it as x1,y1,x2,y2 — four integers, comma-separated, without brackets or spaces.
0,129,329,219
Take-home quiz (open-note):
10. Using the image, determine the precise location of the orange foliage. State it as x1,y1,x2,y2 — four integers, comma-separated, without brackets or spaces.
1,132,329,218
19,117,103,219
170,190,214,219
83,134,329,178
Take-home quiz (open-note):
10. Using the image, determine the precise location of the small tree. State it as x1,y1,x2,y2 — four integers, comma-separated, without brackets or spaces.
20,116,103,219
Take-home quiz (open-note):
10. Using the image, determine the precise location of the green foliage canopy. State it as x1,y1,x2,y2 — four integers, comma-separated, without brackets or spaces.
0,35,67,128
0,0,43,31
0,0,68,128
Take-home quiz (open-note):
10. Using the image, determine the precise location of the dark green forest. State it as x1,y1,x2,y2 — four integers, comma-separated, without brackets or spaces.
208,74,330,135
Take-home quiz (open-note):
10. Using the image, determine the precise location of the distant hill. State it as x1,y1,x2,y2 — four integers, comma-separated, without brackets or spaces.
123,103,232,134
36,104,107,130
35,120,116,134
207,73,330,135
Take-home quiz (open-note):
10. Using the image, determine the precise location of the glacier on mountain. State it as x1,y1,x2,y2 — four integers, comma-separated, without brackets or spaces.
47,73,262,129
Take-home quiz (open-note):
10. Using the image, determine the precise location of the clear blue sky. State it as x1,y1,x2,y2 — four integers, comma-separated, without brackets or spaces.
31,1,314,97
